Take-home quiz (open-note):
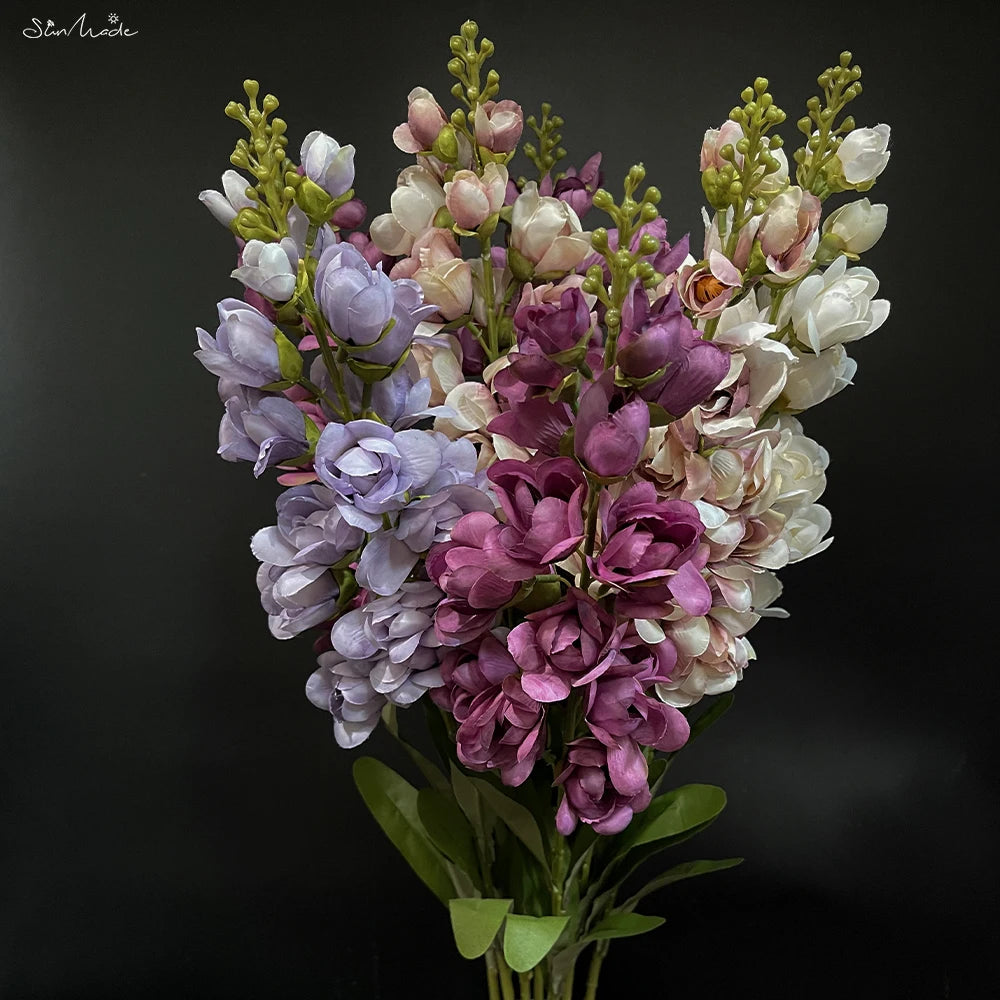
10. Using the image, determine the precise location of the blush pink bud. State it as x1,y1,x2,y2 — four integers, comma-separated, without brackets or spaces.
444,163,508,230
474,100,524,153
392,87,448,153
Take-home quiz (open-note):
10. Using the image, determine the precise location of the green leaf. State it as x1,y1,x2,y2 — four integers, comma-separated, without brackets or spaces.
381,703,450,794
503,914,569,973
417,787,481,885
620,784,727,851
450,763,484,836
617,858,743,914
352,757,454,905
448,898,513,959
468,777,548,871
686,692,735,745
587,912,665,942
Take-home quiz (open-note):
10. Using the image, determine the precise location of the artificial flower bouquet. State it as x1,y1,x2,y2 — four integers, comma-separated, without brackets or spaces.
195,20,889,998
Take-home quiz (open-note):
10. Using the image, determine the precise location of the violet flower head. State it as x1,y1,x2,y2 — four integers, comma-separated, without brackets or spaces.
513,287,593,358
218,384,310,477
507,589,624,704
555,737,652,836
574,372,650,479
431,635,546,787
195,298,282,388
487,457,587,568
633,293,730,417
313,421,448,530
550,152,604,216
329,580,445,707
427,511,538,646
342,365,453,430
589,481,711,617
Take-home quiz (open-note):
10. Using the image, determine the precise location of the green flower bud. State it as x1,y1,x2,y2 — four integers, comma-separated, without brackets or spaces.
295,177,336,225
637,233,659,256
461,19,478,39
432,125,460,163
274,329,303,382
507,246,534,282
592,189,614,211
447,58,464,77
590,227,609,251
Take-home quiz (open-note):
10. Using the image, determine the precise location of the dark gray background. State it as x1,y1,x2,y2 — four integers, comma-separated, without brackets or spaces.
2,1,997,996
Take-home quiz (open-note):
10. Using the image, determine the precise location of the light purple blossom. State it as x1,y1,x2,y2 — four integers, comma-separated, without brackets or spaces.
195,299,282,388
314,243,437,366
356,484,495,597
307,649,385,748
313,420,448,529
218,383,309,477
232,238,299,301
326,581,446,722
199,169,255,227
300,131,356,199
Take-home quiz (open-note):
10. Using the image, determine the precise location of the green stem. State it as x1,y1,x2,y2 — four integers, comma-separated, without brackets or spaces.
519,972,532,999
577,479,600,590
534,966,545,1000
561,964,575,1000
583,942,609,1000
486,952,502,1000
361,381,373,418
496,951,517,1000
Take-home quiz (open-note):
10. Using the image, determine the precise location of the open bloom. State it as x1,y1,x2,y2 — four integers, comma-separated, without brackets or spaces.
776,253,889,355
431,636,546,786
514,287,592,357
301,131,356,199
589,481,711,617
508,590,623,703
779,344,856,411
677,250,742,319
218,384,309,477
370,165,445,257
555,738,652,836
330,581,445,703
195,299,283,388
314,421,447,527
510,181,591,274
757,186,821,281
408,229,474,321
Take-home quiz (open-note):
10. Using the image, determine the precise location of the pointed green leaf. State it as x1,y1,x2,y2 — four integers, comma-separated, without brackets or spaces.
468,777,548,870
417,787,481,885
617,858,743,914
448,898,513,959
621,784,727,851
450,763,484,837
381,704,450,794
587,912,665,942
352,757,453,905
503,914,569,973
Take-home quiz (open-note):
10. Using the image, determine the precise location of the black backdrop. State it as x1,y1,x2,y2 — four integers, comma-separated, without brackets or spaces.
2,1,997,997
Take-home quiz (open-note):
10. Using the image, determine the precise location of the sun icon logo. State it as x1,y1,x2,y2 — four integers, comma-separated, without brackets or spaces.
108,12,119,22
